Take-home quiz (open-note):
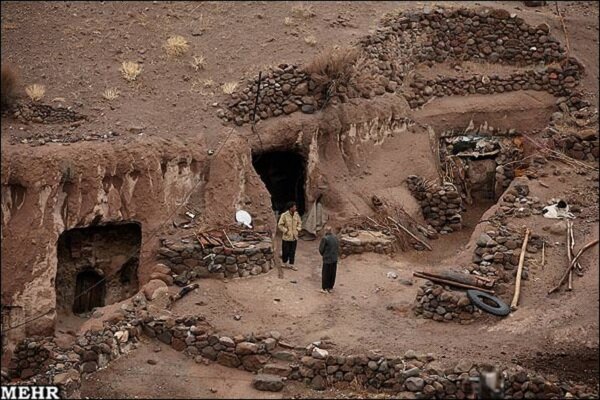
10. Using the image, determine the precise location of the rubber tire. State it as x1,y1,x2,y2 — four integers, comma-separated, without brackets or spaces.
467,290,510,316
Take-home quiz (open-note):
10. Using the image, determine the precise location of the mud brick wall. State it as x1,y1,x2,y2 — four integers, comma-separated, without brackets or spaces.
406,175,463,234
157,239,274,282
554,132,600,162
413,282,480,323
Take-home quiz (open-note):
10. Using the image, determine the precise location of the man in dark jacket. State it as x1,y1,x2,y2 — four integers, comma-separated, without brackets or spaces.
319,226,339,293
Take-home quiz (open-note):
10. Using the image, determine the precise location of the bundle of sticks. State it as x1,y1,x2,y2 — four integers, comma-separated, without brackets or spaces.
523,134,599,172
548,221,599,294
345,206,433,252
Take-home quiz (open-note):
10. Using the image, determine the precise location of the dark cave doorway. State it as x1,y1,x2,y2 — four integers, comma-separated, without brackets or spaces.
72,270,106,314
252,151,306,216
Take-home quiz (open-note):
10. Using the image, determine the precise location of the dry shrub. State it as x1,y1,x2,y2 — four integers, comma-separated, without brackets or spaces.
304,35,317,46
1,64,17,110
25,84,45,102
102,88,120,101
292,3,315,19
284,17,295,26
190,55,206,71
165,35,189,57
304,46,360,89
221,82,238,94
120,61,142,82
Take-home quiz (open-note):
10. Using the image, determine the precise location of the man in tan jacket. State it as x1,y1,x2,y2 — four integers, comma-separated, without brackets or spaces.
277,201,302,270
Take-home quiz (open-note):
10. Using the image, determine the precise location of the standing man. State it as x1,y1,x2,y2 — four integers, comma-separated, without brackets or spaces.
278,201,302,271
319,226,339,293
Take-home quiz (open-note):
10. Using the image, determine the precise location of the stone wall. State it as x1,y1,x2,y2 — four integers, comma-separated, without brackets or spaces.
11,101,85,125
220,64,313,125
553,131,600,162
4,302,598,399
339,230,394,257
220,6,579,124
413,281,480,323
468,224,544,281
157,237,274,283
155,318,594,399
5,315,141,398
438,133,525,199
407,58,584,109
406,176,463,234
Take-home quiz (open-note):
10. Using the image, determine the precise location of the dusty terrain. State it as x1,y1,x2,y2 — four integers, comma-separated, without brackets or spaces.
1,1,599,399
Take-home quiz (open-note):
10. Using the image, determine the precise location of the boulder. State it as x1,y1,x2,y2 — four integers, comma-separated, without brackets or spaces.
252,374,284,392
142,279,167,301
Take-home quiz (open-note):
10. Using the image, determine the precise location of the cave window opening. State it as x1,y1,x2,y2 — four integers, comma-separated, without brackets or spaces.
252,151,306,216
56,222,142,317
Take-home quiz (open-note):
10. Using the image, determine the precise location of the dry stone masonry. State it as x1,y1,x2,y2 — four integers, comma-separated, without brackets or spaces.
157,237,274,283
338,229,395,257
407,58,585,109
413,281,481,323
553,131,600,162
4,293,598,399
219,64,315,125
438,130,525,200
469,225,544,281
220,6,583,124
406,175,463,234
11,101,85,124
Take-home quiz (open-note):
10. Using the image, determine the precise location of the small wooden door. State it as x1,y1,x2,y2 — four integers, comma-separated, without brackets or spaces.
73,270,105,314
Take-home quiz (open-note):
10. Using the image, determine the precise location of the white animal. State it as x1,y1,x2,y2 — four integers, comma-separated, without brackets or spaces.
542,200,575,219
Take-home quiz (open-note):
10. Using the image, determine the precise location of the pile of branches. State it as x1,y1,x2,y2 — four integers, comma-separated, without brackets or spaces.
343,196,434,252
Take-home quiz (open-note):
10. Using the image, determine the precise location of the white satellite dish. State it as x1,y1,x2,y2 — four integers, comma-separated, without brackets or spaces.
235,210,253,228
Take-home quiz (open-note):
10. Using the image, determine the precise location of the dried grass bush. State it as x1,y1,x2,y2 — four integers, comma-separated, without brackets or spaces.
284,17,295,26
25,84,45,102
221,82,238,94
1,64,17,110
120,61,142,82
292,4,316,19
102,88,120,101
304,46,360,92
304,35,318,46
190,55,206,71
165,35,189,57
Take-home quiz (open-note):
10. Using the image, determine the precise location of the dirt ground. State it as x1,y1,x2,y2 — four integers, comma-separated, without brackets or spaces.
2,1,599,398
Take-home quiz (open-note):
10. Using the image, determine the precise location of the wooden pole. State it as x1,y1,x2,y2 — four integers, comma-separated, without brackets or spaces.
387,216,432,251
223,229,235,249
567,222,573,291
510,228,531,310
549,239,599,294
541,241,545,270
569,221,584,275
413,272,495,294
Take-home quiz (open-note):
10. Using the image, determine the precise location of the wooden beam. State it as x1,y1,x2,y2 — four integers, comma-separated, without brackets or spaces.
510,228,531,311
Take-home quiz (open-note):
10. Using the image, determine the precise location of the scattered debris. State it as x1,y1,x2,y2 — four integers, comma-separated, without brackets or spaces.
386,271,398,280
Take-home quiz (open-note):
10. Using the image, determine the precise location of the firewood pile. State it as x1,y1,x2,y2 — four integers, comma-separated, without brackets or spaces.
342,196,436,252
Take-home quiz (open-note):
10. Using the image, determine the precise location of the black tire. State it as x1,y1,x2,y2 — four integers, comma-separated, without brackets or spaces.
467,290,510,316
